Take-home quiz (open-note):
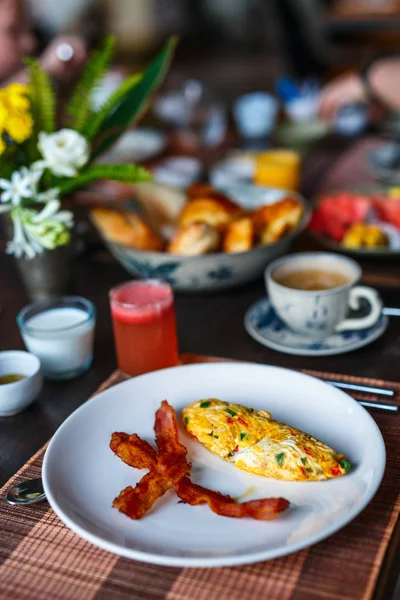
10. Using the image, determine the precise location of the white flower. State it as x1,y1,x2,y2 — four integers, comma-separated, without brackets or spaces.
6,205,73,259
32,199,61,222
37,187,60,204
6,213,42,259
51,210,74,227
20,163,45,197
38,129,90,177
0,169,33,206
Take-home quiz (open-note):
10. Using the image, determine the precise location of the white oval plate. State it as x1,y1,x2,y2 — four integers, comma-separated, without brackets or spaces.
43,362,385,568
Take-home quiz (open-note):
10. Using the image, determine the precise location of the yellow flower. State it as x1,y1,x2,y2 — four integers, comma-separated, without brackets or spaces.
0,102,8,130
5,111,33,143
4,84,30,111
0,83,32,145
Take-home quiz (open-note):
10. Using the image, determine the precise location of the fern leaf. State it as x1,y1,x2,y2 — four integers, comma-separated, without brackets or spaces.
83,73,142,141
57,163,151,195
66,35,115,132
26,58,56,134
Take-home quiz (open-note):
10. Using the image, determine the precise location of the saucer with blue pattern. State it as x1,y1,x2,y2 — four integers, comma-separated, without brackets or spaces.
244,297,388,356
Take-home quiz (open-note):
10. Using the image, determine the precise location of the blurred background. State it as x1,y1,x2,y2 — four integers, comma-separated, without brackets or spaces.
26,0,400,98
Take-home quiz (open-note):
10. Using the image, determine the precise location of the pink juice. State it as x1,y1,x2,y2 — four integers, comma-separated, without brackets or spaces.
110,280,179,376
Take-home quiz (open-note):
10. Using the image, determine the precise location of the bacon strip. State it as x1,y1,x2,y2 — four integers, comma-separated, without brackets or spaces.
112,402,190,519
175,476,289,520
111,400,290,521
154,400,187,458
110,432,157,470
113,456,190,519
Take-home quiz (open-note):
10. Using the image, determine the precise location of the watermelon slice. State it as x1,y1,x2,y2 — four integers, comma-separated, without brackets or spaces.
373,196,400,229
310,192,373,242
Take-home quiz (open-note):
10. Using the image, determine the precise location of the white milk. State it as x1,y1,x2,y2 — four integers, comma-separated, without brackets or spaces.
21,307,95,377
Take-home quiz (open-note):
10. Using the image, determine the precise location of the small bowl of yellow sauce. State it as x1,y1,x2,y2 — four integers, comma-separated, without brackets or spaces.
0,351,42,416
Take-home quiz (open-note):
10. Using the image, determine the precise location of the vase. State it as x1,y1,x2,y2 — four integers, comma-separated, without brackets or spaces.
14,242,74,301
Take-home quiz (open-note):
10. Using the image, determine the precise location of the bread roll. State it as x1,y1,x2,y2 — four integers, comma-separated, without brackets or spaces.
167,222,220,255
179,197,243,231
91,207,163,251
253,198,303,245
223,217,254,253
131,182,186,239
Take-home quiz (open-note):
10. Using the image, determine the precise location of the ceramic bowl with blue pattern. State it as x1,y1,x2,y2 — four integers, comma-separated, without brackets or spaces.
98,184,311,292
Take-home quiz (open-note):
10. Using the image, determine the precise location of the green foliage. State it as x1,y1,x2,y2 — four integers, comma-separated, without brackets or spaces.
0,155,16,180
91,37,177,160
26,58,55,135
66,36,115,133
83,73,142,141
57,163,151,195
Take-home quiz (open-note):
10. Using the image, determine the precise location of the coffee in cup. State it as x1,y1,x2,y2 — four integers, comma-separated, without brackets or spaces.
265,252,382,339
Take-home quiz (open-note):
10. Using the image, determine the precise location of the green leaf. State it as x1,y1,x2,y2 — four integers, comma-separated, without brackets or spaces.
247,408,254,413
83,73,142,140
91,36,177,160
225,408,237,417
57,163,151,195
304,433,312,440
26,58,55,136
200,401,211,408
66,36,115,132
184,417,189,426
276,452,285,467
0,154,16,179
340,459,351,473
300,457,307,466
240,432,247,441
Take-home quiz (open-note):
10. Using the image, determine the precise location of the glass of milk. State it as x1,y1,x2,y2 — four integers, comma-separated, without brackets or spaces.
17,296,96,380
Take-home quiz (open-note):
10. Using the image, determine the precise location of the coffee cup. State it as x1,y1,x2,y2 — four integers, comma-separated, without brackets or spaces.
265,252,382,339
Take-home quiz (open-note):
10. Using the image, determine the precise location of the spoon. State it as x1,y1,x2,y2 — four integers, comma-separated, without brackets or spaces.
6,478,46,505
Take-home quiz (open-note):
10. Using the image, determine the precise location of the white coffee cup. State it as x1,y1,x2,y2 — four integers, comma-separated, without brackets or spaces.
265,252,382,339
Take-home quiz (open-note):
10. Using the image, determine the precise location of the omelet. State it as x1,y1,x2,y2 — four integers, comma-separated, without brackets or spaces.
182,399,350,482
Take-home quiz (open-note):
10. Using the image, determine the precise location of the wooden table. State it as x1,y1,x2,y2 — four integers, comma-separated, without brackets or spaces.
1,136,400,598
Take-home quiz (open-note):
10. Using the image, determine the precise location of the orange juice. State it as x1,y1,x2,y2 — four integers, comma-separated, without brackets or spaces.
254,150,300,192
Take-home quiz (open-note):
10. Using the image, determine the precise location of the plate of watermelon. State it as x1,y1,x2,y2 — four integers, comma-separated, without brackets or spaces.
309,188,400,257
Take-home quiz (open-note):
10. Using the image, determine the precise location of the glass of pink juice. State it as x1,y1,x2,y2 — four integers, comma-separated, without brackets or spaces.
109,280,179,376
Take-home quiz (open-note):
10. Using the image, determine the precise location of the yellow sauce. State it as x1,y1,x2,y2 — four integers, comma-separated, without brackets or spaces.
0,374,26,385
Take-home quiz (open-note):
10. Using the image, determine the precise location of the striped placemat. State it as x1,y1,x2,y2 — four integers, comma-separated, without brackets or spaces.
1,353,400,600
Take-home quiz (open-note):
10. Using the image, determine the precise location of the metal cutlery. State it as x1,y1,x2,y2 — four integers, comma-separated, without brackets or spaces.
383,307,400,317
6,478,45,505
322,380,397,412
355,399,398,412
324,380,394,397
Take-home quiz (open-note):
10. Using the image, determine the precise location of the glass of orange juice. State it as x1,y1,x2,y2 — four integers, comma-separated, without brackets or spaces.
109,280,179,376
254,150,301,192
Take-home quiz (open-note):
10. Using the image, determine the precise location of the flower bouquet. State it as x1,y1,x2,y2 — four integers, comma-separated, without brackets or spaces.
0,36,176,259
